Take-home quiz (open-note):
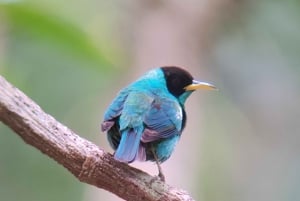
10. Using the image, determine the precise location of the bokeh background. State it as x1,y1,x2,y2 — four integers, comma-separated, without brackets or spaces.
1,0,300,201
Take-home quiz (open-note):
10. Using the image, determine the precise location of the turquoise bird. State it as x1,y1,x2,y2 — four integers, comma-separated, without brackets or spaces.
101,66,216,181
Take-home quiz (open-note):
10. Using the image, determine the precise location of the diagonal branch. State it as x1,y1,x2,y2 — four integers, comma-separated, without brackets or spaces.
0,75,195,201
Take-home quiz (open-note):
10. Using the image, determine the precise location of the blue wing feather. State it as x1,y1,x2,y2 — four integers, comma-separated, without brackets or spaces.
103,89,129,122
112,92,153,162
142,98,182,142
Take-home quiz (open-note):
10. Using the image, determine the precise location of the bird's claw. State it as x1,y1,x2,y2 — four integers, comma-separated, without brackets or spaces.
150,174,165,185
158,172,165,182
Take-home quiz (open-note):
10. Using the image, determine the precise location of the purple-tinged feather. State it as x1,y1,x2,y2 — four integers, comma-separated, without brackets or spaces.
141,128,160,143
101,121,115,132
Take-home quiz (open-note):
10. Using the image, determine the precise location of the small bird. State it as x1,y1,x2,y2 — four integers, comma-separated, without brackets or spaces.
101,66,216,181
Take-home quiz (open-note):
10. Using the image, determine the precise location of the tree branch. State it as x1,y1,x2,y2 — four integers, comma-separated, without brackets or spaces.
0,75,195,201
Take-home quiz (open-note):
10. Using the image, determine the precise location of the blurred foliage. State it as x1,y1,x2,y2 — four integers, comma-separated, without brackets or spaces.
5,4,108,66
0,2,124,201
201,1,300,201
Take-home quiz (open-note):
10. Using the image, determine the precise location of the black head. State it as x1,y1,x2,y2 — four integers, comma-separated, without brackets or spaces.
161,66,194,97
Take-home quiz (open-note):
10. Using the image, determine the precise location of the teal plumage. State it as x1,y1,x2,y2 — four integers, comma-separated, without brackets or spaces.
101,66,216,181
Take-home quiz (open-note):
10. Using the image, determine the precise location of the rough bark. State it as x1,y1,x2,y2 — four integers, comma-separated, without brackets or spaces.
0,75,195,201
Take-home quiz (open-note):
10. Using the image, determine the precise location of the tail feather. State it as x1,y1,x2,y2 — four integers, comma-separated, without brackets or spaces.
135,144,146,161
114,126,143,162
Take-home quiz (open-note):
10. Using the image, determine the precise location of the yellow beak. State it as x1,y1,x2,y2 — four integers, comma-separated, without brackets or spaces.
184,80,217,91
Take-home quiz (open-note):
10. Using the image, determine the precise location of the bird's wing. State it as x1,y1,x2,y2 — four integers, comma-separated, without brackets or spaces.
101,89,129,132
114,92,154,162
103,89,129,121
142,97,182,143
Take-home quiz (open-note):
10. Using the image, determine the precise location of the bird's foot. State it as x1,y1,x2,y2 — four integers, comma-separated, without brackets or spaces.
158,172,165,182
150,174,165,185
150,145,166,182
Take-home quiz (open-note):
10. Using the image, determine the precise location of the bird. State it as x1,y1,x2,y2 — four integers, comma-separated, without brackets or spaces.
101,66,216,181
